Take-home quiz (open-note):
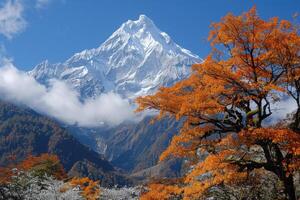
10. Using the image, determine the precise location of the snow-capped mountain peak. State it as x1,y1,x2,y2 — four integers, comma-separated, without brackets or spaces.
29,15,201,99
122,14,156,31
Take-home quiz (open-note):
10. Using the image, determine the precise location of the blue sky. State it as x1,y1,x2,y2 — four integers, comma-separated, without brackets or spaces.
0,0,299,70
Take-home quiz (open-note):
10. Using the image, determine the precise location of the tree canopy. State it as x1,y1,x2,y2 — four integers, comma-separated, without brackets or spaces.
137,7,300,200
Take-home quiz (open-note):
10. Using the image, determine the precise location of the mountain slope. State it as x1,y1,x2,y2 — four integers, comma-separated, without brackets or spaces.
67,116,185,183
28,15,201,99
105,116,183,172
0,101,128,186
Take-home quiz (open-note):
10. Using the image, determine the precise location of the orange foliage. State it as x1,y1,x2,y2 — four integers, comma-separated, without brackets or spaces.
140,183,183,200
183,128,300,198
0,154,66,183
137,7,300,200
68,177,100,200
0,154,101,200
0,167,13,184
18,154,67,180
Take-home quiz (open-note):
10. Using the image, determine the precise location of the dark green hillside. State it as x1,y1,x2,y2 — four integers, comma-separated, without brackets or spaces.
0,101,128,186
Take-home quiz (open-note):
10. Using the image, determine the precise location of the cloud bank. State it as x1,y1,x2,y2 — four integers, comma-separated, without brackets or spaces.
0,60,135,127
0,0,26,39
0,59,295,127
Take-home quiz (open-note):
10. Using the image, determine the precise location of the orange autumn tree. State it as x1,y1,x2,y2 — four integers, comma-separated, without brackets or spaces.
0,154,66,183
66,177,100,200
140,183,183,200
19,154,67,180
137,7,300,200
140,179,184,200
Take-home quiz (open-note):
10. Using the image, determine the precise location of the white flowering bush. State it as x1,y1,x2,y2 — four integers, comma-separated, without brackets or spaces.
100,186,142,200
0,169,83,200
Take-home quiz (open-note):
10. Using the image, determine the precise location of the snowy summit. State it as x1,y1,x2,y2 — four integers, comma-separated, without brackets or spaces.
29,15,201,99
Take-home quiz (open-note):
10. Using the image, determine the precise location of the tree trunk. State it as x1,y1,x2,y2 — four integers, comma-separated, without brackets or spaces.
292,107,300,132
283,175,296,200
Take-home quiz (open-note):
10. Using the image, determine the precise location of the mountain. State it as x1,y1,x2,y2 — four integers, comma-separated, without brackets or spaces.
66,116,185,183
105,116,183,172
27,15,201,182
28,15,201,99
0,101,129,187
104,116,185,183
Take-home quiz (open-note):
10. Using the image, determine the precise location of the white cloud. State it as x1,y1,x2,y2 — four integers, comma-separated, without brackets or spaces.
35,0,51,9
0,0,26,39
0,60,136,127
270,95,297,123
35,0,66,9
